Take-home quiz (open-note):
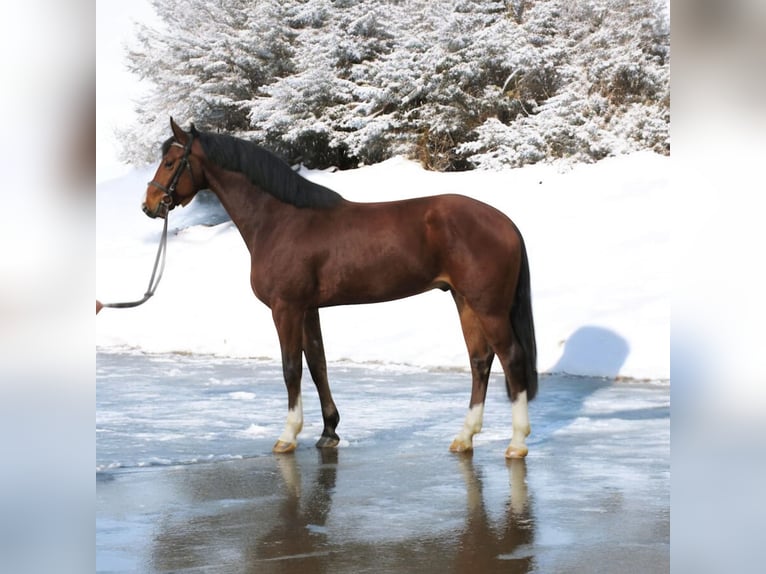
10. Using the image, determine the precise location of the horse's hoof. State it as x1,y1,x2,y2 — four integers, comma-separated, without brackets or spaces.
504,445,528,459
273,440,297,454
315,435,340,449
449,438,473,453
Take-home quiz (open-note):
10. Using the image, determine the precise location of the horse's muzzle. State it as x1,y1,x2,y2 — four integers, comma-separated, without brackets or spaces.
142,196,172,219
143,203,169,219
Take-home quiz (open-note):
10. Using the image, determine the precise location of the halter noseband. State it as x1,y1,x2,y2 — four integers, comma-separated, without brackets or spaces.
147,134,197,218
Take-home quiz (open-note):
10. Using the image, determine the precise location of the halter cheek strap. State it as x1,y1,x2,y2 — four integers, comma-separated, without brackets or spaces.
147,136,197,214
170,141,199,190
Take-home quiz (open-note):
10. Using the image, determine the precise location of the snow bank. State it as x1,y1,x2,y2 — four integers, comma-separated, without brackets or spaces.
96,152,669,381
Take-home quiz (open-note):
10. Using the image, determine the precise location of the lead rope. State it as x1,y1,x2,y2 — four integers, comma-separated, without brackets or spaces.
99,216,169,309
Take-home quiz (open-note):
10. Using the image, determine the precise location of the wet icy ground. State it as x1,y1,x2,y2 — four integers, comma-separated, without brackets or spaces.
97,351,669,573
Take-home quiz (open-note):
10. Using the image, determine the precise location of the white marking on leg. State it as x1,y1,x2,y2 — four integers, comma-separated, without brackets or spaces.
509,390,530,449
508,459,528,514
275,453,301,497
455,403,485,448
278,395,303,444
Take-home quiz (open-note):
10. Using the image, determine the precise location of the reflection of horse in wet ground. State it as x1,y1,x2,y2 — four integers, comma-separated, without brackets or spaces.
142,118,538,458
253,450,338,572
453,454,533,574
148,450,535,573
148,452,339,573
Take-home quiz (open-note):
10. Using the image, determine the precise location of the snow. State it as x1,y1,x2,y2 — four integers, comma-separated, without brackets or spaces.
96,151,669,381
95,0,669,382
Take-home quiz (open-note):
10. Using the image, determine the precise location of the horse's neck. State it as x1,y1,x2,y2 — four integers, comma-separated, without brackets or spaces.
203,165,273,253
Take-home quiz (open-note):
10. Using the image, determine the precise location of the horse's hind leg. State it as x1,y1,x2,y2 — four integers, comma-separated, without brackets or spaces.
476,313,531,459
504,351,532,458
303,308,341,448
450,293,495,453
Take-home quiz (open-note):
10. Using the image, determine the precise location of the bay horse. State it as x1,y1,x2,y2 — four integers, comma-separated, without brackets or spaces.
142,118,537,458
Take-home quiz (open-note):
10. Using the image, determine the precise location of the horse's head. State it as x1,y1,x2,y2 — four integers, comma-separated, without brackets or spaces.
142,118,206,219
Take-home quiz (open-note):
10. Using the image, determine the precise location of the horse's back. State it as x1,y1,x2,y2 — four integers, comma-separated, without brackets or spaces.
347,193,519,246
258,192,523,309
343,192,523,288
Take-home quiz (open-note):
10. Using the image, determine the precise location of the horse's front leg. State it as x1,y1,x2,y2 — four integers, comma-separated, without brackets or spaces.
303,308,341,448
272,302,305,454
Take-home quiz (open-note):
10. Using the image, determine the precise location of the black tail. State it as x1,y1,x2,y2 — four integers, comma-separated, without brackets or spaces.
509,233,538,401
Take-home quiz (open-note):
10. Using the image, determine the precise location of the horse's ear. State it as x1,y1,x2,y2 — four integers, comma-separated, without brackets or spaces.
169,117,188,145
190,123,199,137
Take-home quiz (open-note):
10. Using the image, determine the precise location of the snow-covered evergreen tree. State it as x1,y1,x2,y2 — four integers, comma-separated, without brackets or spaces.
119,0,669,171
247,0,401,167
119,0,297,164
459,0,670,168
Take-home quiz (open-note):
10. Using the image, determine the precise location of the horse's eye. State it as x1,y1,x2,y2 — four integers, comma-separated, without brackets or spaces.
164,161,174,169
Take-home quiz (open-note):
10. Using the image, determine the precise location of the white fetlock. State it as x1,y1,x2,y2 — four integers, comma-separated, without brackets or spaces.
506,391,530,459
450,403,484,453
274,395,303,453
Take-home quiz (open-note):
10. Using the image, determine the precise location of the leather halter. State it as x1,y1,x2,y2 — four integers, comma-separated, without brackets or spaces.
146,134,197,218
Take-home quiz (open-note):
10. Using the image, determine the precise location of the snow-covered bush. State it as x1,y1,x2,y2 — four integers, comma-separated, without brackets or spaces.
120,0,669,171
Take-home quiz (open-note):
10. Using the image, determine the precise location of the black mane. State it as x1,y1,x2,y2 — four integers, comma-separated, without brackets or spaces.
190,131,345,209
